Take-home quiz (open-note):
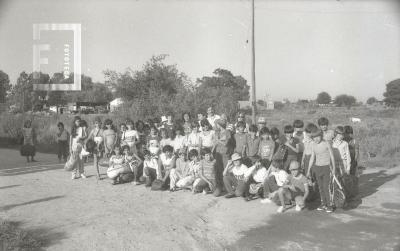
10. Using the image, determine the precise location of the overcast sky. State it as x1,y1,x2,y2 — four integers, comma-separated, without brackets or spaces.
0,0,399,101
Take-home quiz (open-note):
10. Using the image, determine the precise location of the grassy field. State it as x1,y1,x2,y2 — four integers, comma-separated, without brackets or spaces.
1,106,399,167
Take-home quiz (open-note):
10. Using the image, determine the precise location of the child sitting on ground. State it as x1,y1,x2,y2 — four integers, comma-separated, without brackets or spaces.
223,153,249,199
188,149,202,193
318,117,334,143
142,150,159,187
122,145,143,185
193,148,221,196
107,145,128,185
260,160,289,204
276,160,310,213
244,157,268,201
169,148,194,191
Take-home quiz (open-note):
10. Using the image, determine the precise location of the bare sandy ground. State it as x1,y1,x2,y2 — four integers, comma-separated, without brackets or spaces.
0,148,399,251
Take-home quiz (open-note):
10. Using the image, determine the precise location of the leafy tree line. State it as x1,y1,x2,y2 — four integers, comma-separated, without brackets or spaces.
0,55,250,119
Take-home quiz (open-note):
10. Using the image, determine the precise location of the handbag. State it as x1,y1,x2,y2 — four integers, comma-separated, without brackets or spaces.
151,179,166,191
64,155,78,171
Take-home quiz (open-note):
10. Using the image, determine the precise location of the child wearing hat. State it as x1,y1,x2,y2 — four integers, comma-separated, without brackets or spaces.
307,128,336,213
276,160,310,213
222,153,249,198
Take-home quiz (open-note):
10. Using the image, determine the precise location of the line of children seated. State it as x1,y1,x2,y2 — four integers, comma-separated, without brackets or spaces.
65,111,360,213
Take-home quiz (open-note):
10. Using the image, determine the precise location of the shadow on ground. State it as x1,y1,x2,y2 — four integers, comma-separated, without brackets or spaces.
228,169,400,250
0,196,65,211
227,209,400,251
0,164,64,176
0,185,21,190
345,170,399,210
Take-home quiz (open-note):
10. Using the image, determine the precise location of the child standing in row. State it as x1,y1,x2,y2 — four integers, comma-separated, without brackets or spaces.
307,128,336,213
245,125,260,165
293,120,304,162
258,127,275,168
283,125,300,171
56,122,69,163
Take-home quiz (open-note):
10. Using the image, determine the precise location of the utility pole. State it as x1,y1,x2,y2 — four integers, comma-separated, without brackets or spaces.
251,0,257,123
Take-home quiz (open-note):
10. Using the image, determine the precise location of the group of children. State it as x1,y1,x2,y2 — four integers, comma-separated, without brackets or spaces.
56,108,359,213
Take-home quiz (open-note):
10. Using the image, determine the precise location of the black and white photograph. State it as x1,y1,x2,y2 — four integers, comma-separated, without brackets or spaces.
0,0,399,250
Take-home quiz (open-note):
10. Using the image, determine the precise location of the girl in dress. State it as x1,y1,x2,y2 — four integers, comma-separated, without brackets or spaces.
214,119,231,188
21,119,37,162
87,117,104,180
103,119,117,158
70,116,87,179
158,145,176,188
124,119,139,155
135,120,146,156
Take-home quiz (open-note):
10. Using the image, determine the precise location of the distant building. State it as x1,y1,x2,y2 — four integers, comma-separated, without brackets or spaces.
110,98,124,112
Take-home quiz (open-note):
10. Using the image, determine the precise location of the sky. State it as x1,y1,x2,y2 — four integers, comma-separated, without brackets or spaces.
0,0,399,102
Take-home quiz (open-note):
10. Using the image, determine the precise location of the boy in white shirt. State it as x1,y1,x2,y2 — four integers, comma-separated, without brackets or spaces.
223,153,249,198
260,160,289,204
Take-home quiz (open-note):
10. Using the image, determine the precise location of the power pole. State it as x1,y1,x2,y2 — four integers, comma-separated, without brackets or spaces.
251,0,257,123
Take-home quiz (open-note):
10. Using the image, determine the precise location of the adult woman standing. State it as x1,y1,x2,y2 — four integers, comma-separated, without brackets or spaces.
70,116,88,179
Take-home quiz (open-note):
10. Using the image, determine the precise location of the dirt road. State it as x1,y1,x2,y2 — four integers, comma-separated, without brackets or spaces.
0,148,399,250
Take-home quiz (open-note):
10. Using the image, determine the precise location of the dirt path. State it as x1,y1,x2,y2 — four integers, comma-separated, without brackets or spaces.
0,148,399,250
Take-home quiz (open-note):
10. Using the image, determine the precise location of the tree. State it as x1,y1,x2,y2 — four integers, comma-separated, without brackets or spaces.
8,71,48,112
366,97,378,105
0,70,10,103
334,94,356,107
107,55,194,118
195,68,250,119
383,79,400,107
316,92,331,105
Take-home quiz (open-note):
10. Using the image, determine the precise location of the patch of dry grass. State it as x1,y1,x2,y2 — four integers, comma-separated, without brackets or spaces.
0,220,42,250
